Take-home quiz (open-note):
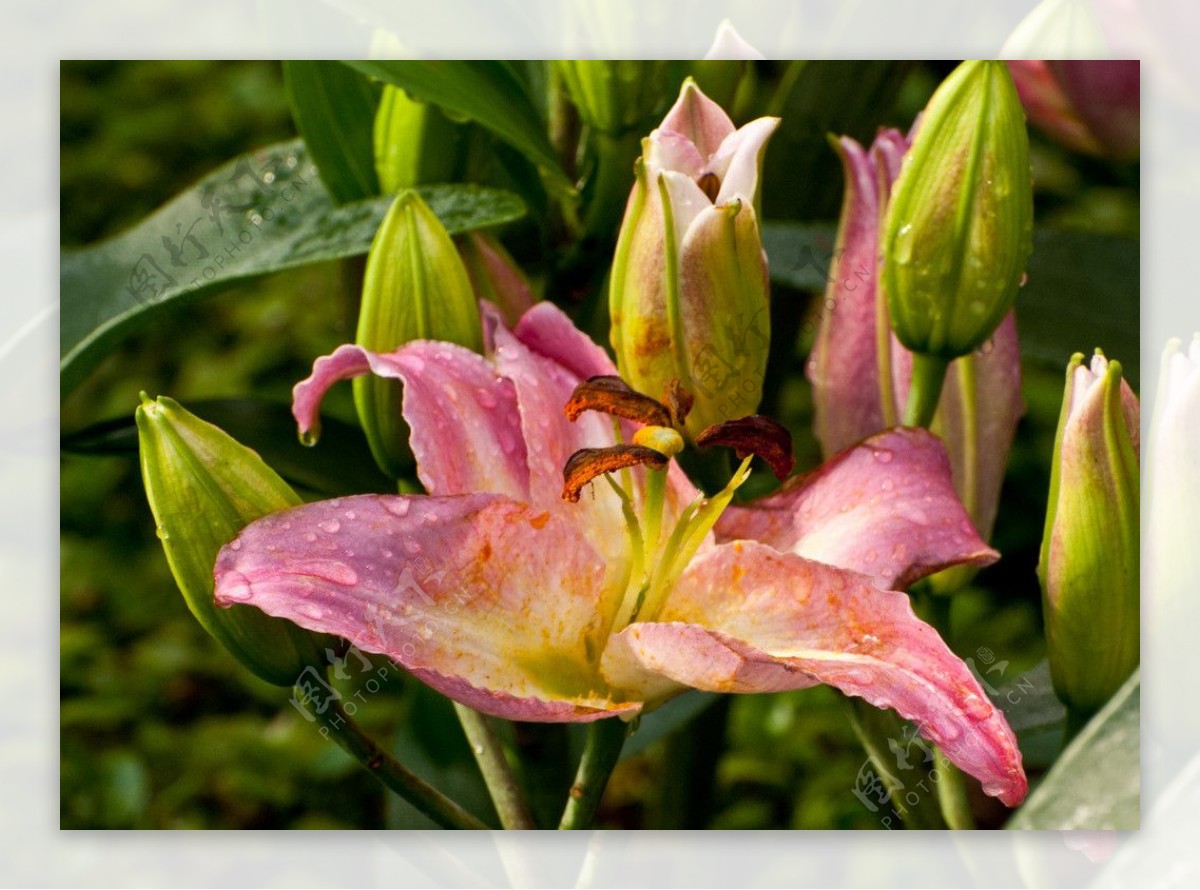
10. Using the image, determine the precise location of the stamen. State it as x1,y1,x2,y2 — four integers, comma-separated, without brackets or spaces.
562,445,668,502
632,425,685,458
695,415,795,480
697,171,721,202
564,376,672,427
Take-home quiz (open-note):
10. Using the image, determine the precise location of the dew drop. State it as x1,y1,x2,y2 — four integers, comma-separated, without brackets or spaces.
156,526,171,541
319,519,341,534
227,539,241,550
423,511,440,525
300,603,326,620
407,356,426,374
880,478,894,492
873,449,894,464
404,538,422,554
220,575,254,602
345,510,357,520
476,388,498,409
386,499,412,518
1018,271,1029,287
305,532,317,543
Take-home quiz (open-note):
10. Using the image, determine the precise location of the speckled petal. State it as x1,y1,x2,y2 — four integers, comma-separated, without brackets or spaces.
293,342,529,501
606,540,1027,806
214,492,638,723
716,428,997,589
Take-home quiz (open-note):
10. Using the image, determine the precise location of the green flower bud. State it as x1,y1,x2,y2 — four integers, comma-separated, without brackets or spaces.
355,191,484,478
881,60,1033,359
374,85,466,194
555,61,681,137
136,394,328,686
1038,351,1139,719
610,80,778,439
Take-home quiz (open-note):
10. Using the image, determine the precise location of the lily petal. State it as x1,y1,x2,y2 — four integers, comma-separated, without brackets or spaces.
657,80,736,161
293,342,529,502
645,129,706,181
608,539,1027,806
214,493,639,723
716,428,998,589
711,115,780,205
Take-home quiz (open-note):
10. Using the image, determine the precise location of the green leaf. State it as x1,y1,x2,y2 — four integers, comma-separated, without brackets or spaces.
62,397,397,497
1016,228,1140,388
60,139,525,395
992,660,1066,770
343,60,571,194
1006,669,1139,829
282,61,379,204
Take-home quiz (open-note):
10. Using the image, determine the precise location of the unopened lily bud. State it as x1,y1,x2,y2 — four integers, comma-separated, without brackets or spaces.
1038,351,1139,718
456,231,537,327
355,190,483,477
556,61,679,138
610,79,778,438
881,60,1033,360
136,394,328,686
374,84,466,194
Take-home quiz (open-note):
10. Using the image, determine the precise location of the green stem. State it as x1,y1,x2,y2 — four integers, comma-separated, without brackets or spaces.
903,353,951,428
309,693,487,830
559,718,630,829
935,752,976,829
654,695,729,828
453,703,535,829
845,698,947,830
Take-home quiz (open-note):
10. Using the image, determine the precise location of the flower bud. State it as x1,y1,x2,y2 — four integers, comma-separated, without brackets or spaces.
1038,351,1139,718
355,190,483,477
374,84,467,194
136,394,328,686
610,79,778,438
456,231,537,327
1006,61,1139,162
881,60,1033,360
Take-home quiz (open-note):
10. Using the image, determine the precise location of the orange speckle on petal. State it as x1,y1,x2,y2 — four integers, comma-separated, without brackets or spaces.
529,511,550,530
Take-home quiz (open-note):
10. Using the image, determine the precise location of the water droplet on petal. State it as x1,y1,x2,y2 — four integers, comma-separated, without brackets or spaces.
385,499,412,518
227,539,240,550
880,478,894,492
873,449,894,464
403,538,422,554
345,510,356,520
319,519,341,534
305,532,318,543
300,603,326,620
423,511,440,525
960,691,992,721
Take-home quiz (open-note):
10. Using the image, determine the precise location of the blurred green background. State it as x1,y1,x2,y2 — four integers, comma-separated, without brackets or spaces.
60,60,1138,829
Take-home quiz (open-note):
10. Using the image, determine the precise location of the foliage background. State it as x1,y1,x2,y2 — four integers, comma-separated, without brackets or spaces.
60,60,1138,829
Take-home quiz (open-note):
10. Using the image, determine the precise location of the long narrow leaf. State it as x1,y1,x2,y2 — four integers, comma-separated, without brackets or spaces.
282,61,379,203
60,139,525,395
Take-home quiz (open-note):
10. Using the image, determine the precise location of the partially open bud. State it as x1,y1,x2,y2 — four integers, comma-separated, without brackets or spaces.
136,394,328,686
355,191,484,478
610,79,778,439
374,84,467,194
456,231,537,327
1038,351,1139,718
881,60,1033,360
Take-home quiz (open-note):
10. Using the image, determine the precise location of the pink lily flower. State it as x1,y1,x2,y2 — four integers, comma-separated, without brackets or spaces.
213,302,1028,807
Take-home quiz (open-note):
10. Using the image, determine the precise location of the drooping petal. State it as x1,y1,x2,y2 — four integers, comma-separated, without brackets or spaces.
715,428,997,589
656,80,736,161
710,115,780,205
214,493,639,723
292,342,529,502
606,540,1027,806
